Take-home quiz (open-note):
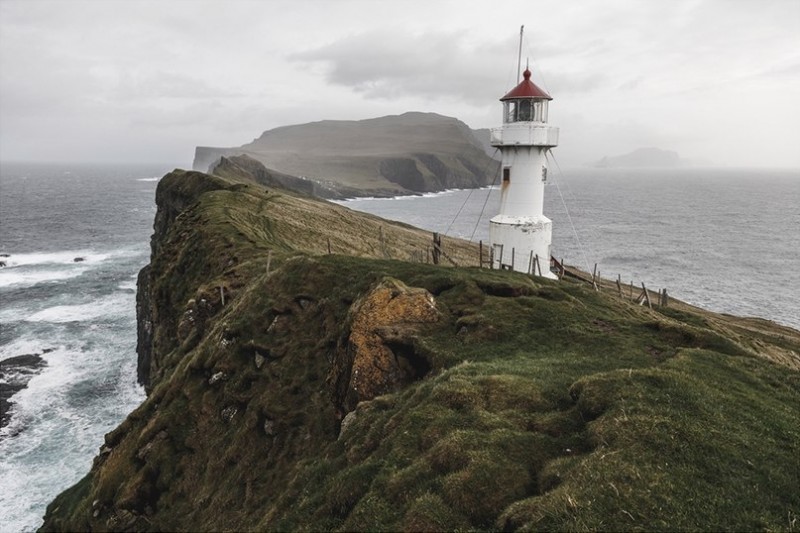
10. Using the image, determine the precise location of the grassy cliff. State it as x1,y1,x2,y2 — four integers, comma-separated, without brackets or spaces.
42,167,800,531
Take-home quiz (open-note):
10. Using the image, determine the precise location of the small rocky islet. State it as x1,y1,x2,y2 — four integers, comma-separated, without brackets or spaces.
1,350,50,430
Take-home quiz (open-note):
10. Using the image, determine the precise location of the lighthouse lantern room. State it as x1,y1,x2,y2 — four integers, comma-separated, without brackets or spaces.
489,67,559,278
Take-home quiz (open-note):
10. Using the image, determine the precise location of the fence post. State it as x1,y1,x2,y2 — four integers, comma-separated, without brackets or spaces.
479,241,484,268
432,233,441,265
641,282,652,308
617,274,622,298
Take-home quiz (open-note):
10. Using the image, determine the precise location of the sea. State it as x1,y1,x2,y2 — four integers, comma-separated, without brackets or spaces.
0,163,798,531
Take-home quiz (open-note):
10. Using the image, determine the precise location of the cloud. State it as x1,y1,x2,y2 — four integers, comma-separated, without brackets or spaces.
292,31,520,105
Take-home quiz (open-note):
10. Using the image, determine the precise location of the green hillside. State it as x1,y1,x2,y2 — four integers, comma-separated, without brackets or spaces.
41,167,800,532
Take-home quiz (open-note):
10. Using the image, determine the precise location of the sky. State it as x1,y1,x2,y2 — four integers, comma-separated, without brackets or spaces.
1,0,798,168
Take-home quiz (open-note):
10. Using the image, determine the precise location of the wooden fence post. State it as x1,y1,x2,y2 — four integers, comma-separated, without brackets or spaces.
479,240,484,268
616,274,622,298
432,233,441,265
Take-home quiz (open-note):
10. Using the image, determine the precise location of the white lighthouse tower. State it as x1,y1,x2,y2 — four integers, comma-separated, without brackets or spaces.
489,67,559,278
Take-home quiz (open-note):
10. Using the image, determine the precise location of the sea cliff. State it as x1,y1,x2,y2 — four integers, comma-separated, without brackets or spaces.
41,164,800,531
193,112,499,197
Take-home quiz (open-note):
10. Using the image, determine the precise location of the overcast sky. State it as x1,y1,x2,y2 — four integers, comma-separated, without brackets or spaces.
1,0,798,168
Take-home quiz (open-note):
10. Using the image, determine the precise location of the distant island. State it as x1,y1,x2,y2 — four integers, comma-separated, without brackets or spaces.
593,147,709,168
194,112,499,198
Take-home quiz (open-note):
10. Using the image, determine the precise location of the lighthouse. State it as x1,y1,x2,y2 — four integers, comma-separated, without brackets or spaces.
489,67,559,278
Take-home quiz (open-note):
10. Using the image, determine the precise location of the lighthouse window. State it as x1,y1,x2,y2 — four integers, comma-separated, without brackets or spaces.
505,101,517,123
503,167,511,183
541,166,547,182
518,99,533,121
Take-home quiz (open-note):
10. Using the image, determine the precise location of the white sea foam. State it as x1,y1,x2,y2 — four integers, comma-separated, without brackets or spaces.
136,176,160,182
0,251,109,268
118,279,137,291
25,294,130,324
0,268,87,289
0,339,145,531
0,337,50,361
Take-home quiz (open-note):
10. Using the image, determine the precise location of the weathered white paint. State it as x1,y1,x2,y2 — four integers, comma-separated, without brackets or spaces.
489,94,559,278
490,214,557,279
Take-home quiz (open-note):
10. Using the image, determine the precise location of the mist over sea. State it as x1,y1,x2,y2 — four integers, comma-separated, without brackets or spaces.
0,163,798,530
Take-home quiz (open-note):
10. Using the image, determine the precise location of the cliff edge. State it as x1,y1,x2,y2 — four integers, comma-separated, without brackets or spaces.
42,165,800,531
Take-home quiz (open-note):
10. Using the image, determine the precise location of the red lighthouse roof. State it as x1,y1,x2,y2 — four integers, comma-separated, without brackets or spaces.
500,68,552,101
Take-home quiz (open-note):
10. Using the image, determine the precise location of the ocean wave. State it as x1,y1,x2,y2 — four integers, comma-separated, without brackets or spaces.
334,185,498,204
0,337,53,361
24,293,131,324
0,337,145,531
0,251,109,268
0,268,87,289
136,177,160,182
117,279,137,291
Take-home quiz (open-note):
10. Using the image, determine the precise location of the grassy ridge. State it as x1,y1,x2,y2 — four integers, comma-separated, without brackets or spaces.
42,170,800,531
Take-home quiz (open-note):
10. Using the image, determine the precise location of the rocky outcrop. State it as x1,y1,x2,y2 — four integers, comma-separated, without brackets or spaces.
135,170,231,391
0,352,48,430
211,155,366,200
329,278,440,414
135,266,152,387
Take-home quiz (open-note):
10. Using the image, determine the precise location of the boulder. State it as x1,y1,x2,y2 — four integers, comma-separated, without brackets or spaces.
330,278,439,414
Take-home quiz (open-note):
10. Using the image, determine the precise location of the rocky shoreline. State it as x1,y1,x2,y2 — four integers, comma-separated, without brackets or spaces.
0,350,50,430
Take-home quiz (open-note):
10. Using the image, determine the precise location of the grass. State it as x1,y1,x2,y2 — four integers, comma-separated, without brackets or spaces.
41,168,800,532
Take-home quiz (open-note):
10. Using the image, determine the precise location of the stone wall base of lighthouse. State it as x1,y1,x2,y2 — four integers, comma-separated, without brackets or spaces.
489,214,558,279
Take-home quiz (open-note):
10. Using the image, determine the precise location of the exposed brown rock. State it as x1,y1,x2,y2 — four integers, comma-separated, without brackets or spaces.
331,278,439,414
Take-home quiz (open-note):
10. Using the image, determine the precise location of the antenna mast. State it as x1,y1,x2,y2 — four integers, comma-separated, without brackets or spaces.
517,25,524,81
